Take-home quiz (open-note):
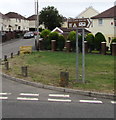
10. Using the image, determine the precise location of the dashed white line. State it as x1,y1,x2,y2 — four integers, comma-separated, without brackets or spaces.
17,97,39,101
0,93,11,95
111,101,116,104
49,94,70,98
79,100,103,104
19,93,39,96
0,97,8,100
48,98,71,102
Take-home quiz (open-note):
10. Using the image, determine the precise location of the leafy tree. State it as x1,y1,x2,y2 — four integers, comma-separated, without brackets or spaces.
86,33,95,52
94,32,106,51
39,6,63,30
40,29,51,38
49,32,59,41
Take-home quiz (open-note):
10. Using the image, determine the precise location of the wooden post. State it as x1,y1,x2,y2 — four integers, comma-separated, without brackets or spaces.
60,72,69,87
5,61,9,70
84,41,88,54
21,66,28,77
112,42,116,56
4,55,7,61
66,41,71,52
17,51,20,56
51,40,56,51
11,53,13,58
101,42,106,55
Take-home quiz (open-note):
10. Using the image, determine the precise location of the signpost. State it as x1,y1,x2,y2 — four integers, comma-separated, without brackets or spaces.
68,18,91,83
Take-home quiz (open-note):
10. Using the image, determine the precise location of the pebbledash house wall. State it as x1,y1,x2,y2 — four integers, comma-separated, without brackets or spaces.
90,18,116,48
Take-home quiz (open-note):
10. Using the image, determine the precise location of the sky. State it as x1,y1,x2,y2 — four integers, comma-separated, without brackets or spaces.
0,0,115,18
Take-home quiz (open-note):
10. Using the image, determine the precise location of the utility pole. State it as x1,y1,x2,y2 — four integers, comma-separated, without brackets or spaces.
35,0,39,51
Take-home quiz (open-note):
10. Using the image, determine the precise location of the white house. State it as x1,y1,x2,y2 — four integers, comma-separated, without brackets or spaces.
5,12,29,31
0,12,10,31
91,5,116,47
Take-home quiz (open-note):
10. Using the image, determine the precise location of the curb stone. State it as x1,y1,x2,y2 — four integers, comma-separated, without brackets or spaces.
1,73,115,100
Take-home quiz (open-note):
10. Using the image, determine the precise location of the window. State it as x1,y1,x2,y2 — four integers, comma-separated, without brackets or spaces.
98,19,103,25
114,18,116,26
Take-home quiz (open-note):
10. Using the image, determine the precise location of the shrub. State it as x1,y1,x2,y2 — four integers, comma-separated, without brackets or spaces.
40,29,51,38
67,31,76,51
94,32,106,51
57,35,65,51
40,29,51,50
86,33,95,52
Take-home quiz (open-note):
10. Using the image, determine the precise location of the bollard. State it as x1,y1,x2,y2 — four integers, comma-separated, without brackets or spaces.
59,72,69,87
4,55,7,61
66,41,71,52
51,40,56,51
101,42,106,55
21,66,28,77
112,42,116,56
39,38,44,50
11,53,13,58
5,61,9,70
17,51,20,56
84,41,88,54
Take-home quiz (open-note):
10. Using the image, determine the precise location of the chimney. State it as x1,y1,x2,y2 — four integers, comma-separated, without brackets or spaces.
114,1,116,6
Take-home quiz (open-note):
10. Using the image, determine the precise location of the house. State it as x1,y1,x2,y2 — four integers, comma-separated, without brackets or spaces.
0,12,10,31
76,6,99,19
91,5,116,47
27,14,45,31
5,12,29,31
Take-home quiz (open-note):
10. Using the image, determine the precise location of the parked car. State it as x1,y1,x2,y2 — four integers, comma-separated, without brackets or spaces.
23,32,34,39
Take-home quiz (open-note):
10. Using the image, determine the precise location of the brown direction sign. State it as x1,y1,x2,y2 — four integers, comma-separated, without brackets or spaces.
68,18,92,28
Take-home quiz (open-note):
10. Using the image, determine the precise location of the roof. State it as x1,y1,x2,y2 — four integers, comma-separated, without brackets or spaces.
5,12,26,20
52,27,91,35
91,6,116,19
27,15,37,21
76,6,99,18
0,12,9,19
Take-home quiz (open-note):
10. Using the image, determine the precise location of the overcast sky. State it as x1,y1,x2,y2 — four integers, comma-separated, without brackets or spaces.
0,0,115,18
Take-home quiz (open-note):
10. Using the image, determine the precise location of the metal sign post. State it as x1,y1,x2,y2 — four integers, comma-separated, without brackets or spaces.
68,18,91,83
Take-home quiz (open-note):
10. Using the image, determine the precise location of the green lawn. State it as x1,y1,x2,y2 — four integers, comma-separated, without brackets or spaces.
2,51,115,93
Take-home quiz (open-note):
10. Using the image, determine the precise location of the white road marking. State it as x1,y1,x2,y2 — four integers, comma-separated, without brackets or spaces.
49,94,70,98
20,93,39,96
0,93,11,95
79,100,103,104
0,97,8,100
48,98,71,102
111,101,116,104
17,97,39,101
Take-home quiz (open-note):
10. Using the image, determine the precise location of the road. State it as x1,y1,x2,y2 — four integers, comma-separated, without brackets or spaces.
1,38,115,118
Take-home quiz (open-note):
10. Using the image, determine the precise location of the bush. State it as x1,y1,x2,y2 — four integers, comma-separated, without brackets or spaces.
40,29,51,38
57,35,65,51
40,29,51,50
94,32,106,51
86,33,95,52
67,31,76,51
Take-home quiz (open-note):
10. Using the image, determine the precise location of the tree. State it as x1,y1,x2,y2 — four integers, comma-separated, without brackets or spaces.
39,6,63,30
86,33,95,52
94,32,106,51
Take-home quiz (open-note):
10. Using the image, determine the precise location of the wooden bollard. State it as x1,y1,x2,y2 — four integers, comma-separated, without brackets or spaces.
51,40,56,51
17,51,20,56
84,41,88,54
101,42,106,55
66,41,71,52
112,42,116,56
5,61,9,70
39,38,43,50
4,55,7,61
59,72,69,87
21,66,28,77
11,53,13,58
